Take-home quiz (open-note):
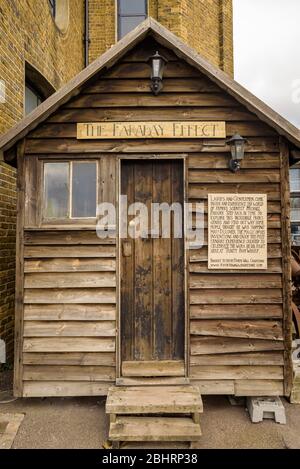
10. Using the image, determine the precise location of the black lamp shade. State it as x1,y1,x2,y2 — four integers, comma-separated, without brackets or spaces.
227,133,247,161
148,51,167,78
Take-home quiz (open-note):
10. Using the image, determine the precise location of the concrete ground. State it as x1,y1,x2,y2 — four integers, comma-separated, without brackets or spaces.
1,393,300,449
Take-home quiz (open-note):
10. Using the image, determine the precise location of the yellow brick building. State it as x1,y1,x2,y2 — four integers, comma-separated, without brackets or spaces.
0,0,84,361
89,0,233,75
0,0,233,363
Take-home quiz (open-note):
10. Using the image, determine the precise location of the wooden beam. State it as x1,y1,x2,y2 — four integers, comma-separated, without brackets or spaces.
280,138,293,397
13,140,25,397
1,17,300,157
291,150,300,159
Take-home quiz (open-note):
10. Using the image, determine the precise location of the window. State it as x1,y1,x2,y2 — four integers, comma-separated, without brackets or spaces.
290,168,300,244
49,0,69,32
25,83,42,115
43,161,97,220
291,198,300,223
25,63,55,117
117,0,147,39
290,168,300,193
25,63,56,116
49,0,56,17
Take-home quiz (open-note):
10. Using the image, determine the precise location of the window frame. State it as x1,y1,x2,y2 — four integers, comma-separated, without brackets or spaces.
117,0,148,40
41,159,99,225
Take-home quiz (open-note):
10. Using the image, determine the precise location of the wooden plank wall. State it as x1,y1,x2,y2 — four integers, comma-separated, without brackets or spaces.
20,37,288,396
22,230,116,397
188,150,285,396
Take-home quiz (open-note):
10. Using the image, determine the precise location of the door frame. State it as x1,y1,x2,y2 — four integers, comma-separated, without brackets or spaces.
116,154,189,382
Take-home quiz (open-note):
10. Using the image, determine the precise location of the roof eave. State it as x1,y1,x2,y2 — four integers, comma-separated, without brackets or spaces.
0,18,153,153
1,16,300,154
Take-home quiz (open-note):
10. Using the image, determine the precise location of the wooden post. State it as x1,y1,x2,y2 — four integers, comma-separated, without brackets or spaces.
280,137,293,397
13,140,25,397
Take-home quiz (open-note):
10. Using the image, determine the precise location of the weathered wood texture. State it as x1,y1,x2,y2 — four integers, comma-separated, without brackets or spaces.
186,86,285,395
121,160,185,363
14,140,26,397
18,37,290,397
22,224,117,392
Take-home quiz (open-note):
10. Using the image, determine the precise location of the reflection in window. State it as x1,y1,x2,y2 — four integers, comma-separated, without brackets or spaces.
25,84,42,115
290,168,300,192
72,162,97,218
117,0,147,39
291,198,300,222
43,161,97,220
290,168,300,245
44,162,69,219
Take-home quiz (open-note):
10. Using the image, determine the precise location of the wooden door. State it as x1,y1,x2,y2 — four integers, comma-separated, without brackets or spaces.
120,160,185,377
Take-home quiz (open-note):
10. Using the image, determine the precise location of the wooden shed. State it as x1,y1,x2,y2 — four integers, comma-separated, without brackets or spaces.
1,19,300,427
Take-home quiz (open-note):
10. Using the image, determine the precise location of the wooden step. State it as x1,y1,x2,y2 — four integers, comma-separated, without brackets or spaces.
109,416,202,442
106,385,203,414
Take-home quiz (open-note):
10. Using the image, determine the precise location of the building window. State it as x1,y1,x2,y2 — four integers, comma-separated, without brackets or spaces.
49,0,56,17
49,0,69,32
117,0,147,39
25,83,42,115
24,63,56,116
290,168,300,244
43,161,97,220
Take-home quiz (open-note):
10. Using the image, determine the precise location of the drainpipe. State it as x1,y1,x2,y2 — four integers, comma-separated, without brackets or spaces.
84,0,90,67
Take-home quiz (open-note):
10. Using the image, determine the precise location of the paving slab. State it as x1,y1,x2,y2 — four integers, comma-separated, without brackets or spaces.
0,413,25,449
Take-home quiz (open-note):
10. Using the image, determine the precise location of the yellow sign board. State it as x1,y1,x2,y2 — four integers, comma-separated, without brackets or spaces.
77,121,226,139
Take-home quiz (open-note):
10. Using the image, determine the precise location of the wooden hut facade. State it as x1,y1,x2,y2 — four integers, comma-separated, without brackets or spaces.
0,19,299,406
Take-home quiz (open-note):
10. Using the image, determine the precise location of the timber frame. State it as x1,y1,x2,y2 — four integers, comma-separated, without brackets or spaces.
0,17,300,398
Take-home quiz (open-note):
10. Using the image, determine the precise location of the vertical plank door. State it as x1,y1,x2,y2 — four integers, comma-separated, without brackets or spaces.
120,160,185,377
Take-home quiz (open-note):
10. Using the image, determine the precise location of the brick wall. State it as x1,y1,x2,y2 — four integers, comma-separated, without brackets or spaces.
88,0,116,63
0,0,84,363
0,0,233,365
0,163,16,362
88,0,233,76
219,0,234,76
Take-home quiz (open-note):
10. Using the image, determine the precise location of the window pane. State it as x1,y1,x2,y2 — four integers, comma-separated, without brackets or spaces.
44,163,69,219
72,162,97,218
118,0,146,15
290,169,300,192
119,16,145,37
25,85,41,115
291,198,300,222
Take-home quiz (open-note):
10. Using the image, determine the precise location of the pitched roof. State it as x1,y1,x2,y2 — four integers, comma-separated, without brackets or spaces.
1,17,300,155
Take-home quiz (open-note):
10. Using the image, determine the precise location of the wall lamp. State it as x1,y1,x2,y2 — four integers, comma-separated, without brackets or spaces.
147,51,168,95
226,133,248,172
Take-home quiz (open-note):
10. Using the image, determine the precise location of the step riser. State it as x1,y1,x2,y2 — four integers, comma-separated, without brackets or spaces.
106,385,203,415
107,407,201,414
109,417,202,442
106,385,203,444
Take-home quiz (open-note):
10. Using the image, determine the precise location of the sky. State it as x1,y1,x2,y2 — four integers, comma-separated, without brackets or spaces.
233,0,300,128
